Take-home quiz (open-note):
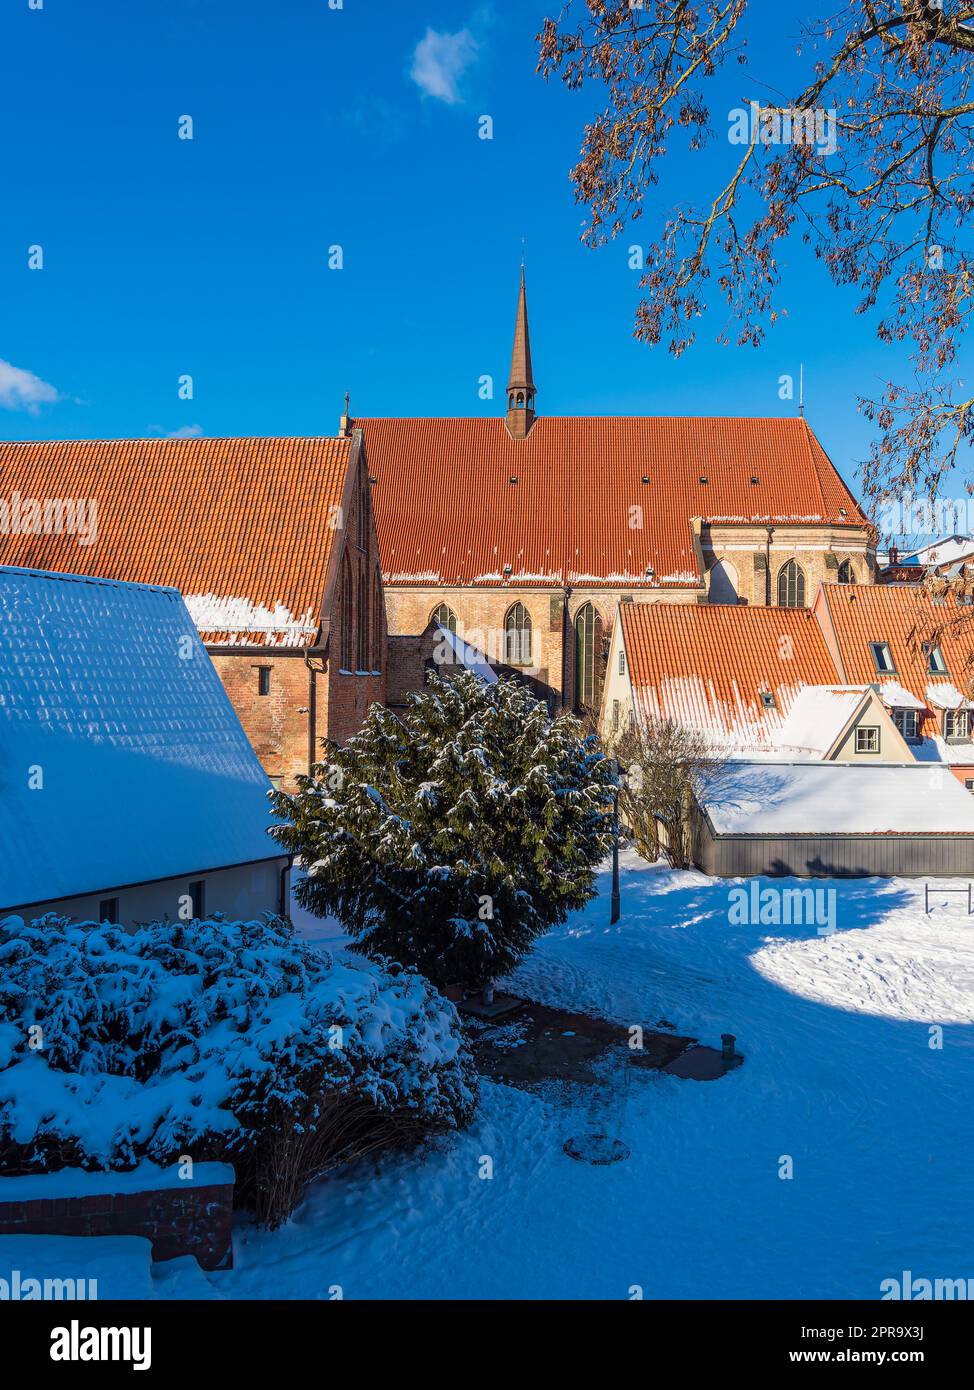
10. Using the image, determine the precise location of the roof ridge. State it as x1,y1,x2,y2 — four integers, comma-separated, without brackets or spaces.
0,435,350,447
0,564,180,597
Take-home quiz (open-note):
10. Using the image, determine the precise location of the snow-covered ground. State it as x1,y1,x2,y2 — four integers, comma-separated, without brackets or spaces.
27,852,974,1300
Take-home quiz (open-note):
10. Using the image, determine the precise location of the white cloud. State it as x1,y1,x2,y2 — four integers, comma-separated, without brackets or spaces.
410,27,478,104
0,358,60,414
165,424,204,439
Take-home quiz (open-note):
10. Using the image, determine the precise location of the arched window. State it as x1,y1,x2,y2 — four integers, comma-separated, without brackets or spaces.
357,473,369,551
777,559,806,608
340,554,354,670
372,568,383,669
504,602,532,665
432,603,457,634
357,562,369,670
575,602,604,710
837,559,855,585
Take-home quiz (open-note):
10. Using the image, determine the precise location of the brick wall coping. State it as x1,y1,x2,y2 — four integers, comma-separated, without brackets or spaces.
0,1161,235,1202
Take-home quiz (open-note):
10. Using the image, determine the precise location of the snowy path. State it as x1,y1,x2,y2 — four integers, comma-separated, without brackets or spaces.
183,853,974,1300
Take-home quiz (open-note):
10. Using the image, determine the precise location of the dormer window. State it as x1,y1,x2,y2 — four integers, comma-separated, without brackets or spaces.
945,709,970,741
924,643,947,675
869,641,895,674
892,708,919,742
760,690,776,710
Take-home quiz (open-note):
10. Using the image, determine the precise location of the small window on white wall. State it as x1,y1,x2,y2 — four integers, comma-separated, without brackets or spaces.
855,726,880,754
619,650,626,675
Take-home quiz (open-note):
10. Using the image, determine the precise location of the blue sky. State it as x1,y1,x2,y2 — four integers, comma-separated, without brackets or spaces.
0,0,966,506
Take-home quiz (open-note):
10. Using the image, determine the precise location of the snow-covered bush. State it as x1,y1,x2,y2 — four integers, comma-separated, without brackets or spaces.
0,913,476,1227
270,671,615,989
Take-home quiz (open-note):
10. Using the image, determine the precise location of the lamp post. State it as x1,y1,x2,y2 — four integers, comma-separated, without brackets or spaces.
610,758,625,925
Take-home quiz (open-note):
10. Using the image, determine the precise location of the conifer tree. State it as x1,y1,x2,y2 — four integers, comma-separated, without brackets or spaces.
271,672,615,990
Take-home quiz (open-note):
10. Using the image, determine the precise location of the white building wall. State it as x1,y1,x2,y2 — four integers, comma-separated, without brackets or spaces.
7,858,289,930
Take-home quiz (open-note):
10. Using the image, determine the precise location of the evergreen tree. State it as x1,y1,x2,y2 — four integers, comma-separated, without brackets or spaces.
270,672,615,990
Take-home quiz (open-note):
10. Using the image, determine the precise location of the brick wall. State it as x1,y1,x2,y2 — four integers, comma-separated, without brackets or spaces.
384,588,572,709
383,585,691,712
0,1174,235,1272
210,650,319,790
323,453,386,745
207,453,387,788
703,524,875,607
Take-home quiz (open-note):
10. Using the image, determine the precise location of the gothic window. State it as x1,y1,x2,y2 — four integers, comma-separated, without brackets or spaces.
372,568,383,670
575,602,604,710
357,562,369,671
432,603,457,634
340,553,353,670
504,602,532,665
357,473,369,551
777,559,806,608
837,559,855,584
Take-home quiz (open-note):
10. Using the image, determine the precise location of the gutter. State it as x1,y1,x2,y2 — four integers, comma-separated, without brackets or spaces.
303,643,328,777
279,854,295,919
561,585,572,713
765,526,773,606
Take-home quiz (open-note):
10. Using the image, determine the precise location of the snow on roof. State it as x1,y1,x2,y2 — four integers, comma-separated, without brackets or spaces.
434,625,498,684
0,434,353,648
620,603,838,752
904,535,974,567
0,566,282,910
910,735,974,766
879,680,925,711
773,685,870,756
184,593,318,648
925,682,973,710
703,762,974,836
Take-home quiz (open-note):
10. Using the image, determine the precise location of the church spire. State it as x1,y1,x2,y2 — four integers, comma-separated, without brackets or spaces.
506,265,536,440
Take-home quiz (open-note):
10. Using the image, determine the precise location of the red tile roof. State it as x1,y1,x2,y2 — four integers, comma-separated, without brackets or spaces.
0,436,353,646
816,582,974,737
619,601,838,748
361,416,868,588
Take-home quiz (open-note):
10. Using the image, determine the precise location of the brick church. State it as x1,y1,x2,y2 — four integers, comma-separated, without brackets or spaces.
360,268,876,716
0,269,876,786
